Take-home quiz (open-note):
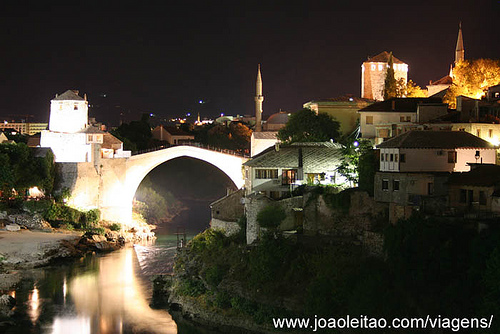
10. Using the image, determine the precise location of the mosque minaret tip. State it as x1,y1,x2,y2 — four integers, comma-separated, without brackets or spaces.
455,22,464,64
254,64,264,132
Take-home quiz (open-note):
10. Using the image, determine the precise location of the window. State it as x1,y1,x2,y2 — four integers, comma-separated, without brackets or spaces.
282,169,297,185
393,180,400,191
74,104,78,110
366,116,373,125
489,129,493,138
448,151,457,163
395,154,398,162
400,116,405,122
406,116,411,122
385,153,389,161
427,182,434,195
479,191,487,205
390,154,394,162
382,179,389,191
400,153,406,163
459,189,467,203
87,134,93,142
256,169,278,179
477,129,481,137
381,153,384,161
378,129,389,138
371,64,376,71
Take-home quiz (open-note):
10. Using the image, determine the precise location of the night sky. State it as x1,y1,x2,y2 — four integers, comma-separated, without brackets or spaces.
0,1,499,125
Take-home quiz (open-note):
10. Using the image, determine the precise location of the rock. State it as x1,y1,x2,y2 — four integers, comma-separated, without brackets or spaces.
7,213,52,230
0,211,7,220
0,294,16,319
5,224,20,232
0,295,15,308
91,234,106,243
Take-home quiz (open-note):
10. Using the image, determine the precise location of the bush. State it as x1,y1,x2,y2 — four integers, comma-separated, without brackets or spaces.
59,222,74,231
189,229,227,254
256,205,286,229
177,278,206,297
109,223,121,231
203,264,227,287
213,290,231,309
86,227,105,235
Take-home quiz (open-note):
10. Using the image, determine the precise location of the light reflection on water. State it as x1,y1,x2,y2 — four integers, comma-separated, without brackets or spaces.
46,246,177,334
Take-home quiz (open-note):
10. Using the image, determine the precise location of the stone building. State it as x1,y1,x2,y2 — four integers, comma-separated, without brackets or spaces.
303,95,374,136
361,51,408,101
40,90,130,162
152,125,194,145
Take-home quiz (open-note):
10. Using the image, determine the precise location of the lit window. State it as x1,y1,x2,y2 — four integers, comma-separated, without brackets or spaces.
371,64,376,71
366,116,373,124
378,64,383,71
395,154,398,162
282,169,297,185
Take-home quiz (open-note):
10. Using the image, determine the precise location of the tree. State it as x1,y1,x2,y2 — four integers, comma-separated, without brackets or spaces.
444,58,500,108
396,79,427,98
257,205,286,229
111,113,153,151
277,108,341,143
337,139,374,188
383,52,397,100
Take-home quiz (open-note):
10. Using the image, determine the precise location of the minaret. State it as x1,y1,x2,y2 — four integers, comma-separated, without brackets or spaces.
254,64,264,132
455,22,464,64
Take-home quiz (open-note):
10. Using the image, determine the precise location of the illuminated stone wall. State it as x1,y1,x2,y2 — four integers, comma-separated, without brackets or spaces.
362,62,408,101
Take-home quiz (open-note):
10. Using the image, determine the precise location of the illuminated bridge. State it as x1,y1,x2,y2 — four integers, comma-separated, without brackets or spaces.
64,145,248,224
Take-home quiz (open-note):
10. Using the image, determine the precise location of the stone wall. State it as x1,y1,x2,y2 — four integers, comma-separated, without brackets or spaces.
210,189,244,222
244,193,273,244
210,218,240,237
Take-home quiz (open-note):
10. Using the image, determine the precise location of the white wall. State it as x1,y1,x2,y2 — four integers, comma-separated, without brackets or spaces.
251,134,278,156
40,131,91,162
360,112,415,138
49,100,88,133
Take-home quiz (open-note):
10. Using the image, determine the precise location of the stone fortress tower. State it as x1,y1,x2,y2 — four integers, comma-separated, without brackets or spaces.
48,89,89,133
361,51,408,101
254,64,264,132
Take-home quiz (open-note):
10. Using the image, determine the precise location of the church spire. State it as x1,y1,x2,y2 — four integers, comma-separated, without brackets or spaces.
254,64,264,132
455,22,464,64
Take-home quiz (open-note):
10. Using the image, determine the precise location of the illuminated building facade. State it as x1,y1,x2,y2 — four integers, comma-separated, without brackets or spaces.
361,51,408,101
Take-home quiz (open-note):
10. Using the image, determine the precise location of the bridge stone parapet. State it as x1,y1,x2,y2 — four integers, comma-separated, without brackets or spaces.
60,145,247,224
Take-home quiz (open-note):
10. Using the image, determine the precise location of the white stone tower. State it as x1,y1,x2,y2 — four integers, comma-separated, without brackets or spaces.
254,64,264,132
361,51,408,101
455,22,464,64
48,90,88,133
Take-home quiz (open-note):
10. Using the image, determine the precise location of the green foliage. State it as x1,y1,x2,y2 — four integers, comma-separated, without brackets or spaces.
383,52,397,100
22,199,53,213
256,205,286,229
58,222,74,231
337,139,374,188
189,229,228,254
134,186,168,224
193,122,251,152
277,108,341,143
109,223,121,231
177,278,206,297
111,113,153,151
86,226,105,235
203,264,228,287
213,290,232,309
83,209,100,224
0,143,56,198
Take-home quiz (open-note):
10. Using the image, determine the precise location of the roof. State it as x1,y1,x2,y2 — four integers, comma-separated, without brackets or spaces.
53,90,85,101
102,133,123,149
79,125,105,134
252,131,278,139
305,95,375,104
358,97,443,113
377,130,495,149
448,164,500,187
265,112,289,124
163,126,192,136
429,75,453,86
365,51,405,64
244,142,343,173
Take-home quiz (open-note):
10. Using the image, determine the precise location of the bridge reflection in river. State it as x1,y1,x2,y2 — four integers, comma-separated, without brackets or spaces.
48,247,177,334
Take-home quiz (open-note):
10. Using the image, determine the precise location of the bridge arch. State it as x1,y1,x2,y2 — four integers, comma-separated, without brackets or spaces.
98,146,247,224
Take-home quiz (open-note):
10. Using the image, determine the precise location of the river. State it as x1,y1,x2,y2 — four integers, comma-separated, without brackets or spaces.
2,200,222,334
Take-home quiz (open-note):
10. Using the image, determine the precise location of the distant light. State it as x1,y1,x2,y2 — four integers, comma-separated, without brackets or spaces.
186,113,191,117
4,121,7,124
199,100,204,104
349,97,354,102
150,113,154,117
353,141,359,147
220,113,224,117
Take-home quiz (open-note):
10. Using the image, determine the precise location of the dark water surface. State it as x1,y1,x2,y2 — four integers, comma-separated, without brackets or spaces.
2,236,219,334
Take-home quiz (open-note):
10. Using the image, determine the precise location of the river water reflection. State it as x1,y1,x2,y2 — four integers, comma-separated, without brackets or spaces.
4,238,200,334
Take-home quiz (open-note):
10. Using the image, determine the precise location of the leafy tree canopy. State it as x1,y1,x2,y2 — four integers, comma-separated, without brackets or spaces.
111,113,153,151
277,108,340,143
444,58,500,108
396,79,427,98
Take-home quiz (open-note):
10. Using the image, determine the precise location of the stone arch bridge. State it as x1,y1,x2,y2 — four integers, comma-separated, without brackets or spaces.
60,145,247,224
